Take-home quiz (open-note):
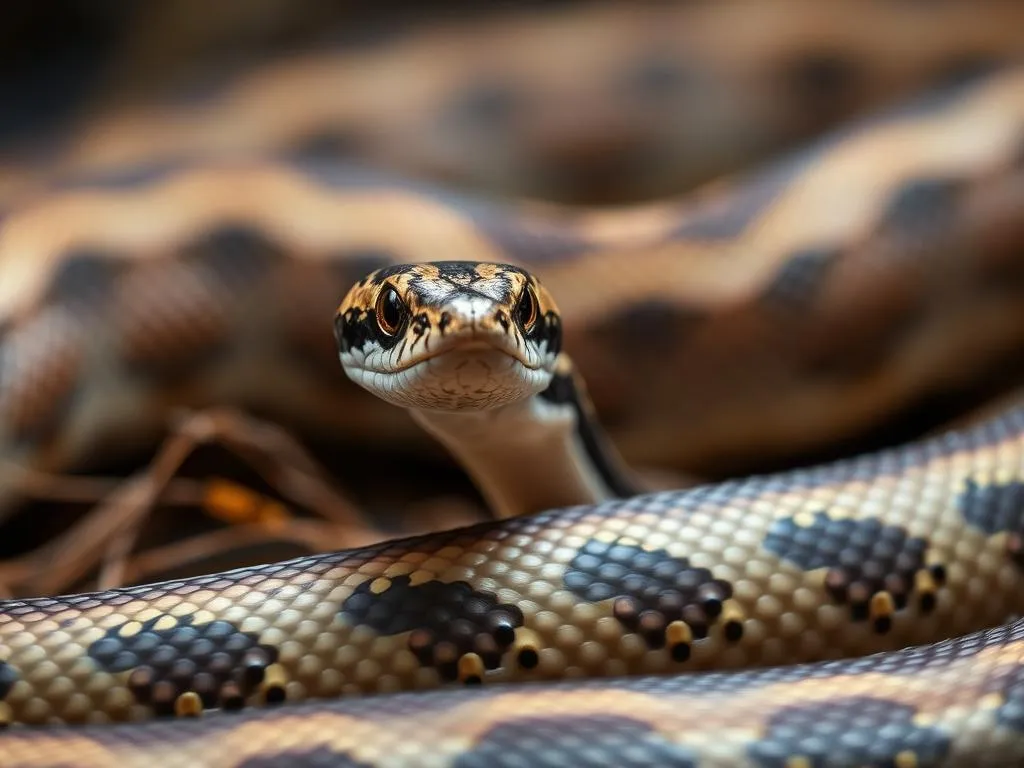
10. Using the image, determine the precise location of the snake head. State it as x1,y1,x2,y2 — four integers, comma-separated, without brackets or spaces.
334,261,562,411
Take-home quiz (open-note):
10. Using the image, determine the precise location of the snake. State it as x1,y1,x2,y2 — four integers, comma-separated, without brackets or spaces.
2,23,1024,768
7,0,1024,207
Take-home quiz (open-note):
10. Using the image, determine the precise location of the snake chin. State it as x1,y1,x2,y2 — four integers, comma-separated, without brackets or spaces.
344,346,554,411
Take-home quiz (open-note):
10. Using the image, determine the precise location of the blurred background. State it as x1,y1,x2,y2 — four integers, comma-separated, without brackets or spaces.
0,0,1022,599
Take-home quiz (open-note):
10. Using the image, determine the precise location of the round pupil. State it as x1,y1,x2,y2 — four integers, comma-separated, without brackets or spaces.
517,287,537,330
377,287,404,334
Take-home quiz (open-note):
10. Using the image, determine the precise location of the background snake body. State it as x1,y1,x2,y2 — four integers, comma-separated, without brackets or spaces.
3,4,1024,766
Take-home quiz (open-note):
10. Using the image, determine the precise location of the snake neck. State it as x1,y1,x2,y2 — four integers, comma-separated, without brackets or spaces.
410,353,640,519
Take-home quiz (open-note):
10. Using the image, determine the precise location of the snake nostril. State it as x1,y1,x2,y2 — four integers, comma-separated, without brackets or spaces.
439,312,452,334
495,310,510,331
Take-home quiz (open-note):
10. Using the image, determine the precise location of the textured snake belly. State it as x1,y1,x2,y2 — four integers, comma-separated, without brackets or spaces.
3,23,1024,768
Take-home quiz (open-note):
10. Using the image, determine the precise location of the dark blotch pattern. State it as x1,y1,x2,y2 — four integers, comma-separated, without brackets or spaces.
564,538,735,650
783,51,860,104
446,78,520,129
186,225,283,283
598,301,704,354
764,512,940,624
42,250,122,308
623,53,690,101
761,246,840,310
0,661,18,700
88,614,280,715
340,576,524,681
748,696,950,768
959,479,1024,567
288,129,363,161
877,176,962,233
238,747,372,768
452,715,697,768
960,478,1024,535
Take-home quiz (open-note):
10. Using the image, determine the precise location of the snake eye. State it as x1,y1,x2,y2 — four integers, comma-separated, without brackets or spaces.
515,284,539,333
375,284,406,336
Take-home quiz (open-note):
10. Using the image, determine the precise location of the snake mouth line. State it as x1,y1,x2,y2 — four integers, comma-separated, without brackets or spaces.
351,338,543,379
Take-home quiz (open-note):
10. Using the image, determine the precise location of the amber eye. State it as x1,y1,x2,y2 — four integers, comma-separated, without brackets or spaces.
375,284,406,336
515,284,538,333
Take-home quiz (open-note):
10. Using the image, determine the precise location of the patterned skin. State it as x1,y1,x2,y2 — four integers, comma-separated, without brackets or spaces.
3,11,1024,768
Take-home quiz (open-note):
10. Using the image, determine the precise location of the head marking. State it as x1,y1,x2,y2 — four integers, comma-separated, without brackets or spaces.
335,262,561,411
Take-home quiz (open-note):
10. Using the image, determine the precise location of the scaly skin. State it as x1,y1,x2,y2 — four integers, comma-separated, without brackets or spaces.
2,66,1024,509
2,400,1024,765
2,17,1024,768
7,1,1024,204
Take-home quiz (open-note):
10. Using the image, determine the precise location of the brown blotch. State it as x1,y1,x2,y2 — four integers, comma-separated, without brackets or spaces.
1,310,85,445
766,513,942,626
566,538,734,652
88,614,279,713
340,575,524,681
115,259,231,378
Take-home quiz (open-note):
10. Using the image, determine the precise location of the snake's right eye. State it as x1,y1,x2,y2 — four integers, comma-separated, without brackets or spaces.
375,285,406,336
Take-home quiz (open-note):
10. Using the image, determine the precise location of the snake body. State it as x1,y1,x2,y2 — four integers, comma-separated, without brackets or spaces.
3,14,1024,768
3,386,1024,765
333,260,639,519
3,64,1024,503
8,1,1024,206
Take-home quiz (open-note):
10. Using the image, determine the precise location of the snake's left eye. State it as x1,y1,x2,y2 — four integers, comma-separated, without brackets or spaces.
375,285,407,336
515,284,539,333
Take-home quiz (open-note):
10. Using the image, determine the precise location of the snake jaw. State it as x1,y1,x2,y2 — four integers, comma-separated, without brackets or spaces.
340,309,556,411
